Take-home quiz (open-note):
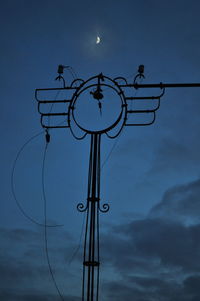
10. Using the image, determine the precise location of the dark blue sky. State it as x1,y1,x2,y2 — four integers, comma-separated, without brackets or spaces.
1,1,200,300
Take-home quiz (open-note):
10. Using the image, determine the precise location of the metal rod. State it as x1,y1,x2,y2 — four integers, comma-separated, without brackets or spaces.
36,87,77,91
127,109,155,113
38,100,71,104
83,134,101,301
125,96,161,100
42,112,68,116
120,83,200,88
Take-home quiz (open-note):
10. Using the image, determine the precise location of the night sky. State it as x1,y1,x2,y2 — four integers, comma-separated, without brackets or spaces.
1,1,200,300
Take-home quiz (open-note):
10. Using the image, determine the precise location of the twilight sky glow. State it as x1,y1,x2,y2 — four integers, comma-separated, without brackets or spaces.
1,1,200,300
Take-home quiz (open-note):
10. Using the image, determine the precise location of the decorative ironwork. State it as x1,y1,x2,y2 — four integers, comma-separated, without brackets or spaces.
35,65,200,301
98,203,110,213
77,202,88,212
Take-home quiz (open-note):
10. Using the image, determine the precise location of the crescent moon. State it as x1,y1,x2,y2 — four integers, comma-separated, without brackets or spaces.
96,36,101,44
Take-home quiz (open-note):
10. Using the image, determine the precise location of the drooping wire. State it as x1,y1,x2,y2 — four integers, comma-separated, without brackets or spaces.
11,130,62,227
67,66,77,83
101,126,125,171
101,134,120,170
100,75,144,169
130,76,144,111
100,76,142,166
42,139,65,301
48,90,61,128
67,212,86,266
60,66,88,140
90,71,143,170
50,66,81,129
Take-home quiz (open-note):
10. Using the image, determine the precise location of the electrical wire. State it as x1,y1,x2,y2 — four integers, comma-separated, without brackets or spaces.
130,76,144,111
42,141,65,301
67,67,77,83
101,129,123,170
83,72,141,170
37,68,143,296
48,66,80,128
67,212,86,266
48,90,61,128
100,76,143,170
67,66,83,86
11,130,62,227
100,75,143,168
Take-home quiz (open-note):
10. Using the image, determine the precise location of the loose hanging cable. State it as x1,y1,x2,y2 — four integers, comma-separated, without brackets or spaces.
11,130,62,227
100,69,147,173
55,65,79,88
67,212,86,266
101,126,125,171
42,135,65,301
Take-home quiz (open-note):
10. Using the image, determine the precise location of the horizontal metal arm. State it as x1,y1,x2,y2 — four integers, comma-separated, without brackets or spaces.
125,111,156,126
126,95,161,100
36,87,77,92
35,87,76,102
41,112,68,116
38,99,71,104
40,115,69,129
127,109,156,113
41,125,70,129
120,83,200,89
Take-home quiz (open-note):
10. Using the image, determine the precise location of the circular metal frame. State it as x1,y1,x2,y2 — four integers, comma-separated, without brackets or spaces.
68,74,127,135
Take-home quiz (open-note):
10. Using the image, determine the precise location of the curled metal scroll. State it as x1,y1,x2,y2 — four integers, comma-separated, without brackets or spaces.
98,202,110,213
70,78,84,87
105,123,124,139
133,73,145,85
69,125,88,140
114,77,128,84
77,202,88,212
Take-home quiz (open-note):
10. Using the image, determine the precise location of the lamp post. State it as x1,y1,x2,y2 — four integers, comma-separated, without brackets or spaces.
35,66,200,301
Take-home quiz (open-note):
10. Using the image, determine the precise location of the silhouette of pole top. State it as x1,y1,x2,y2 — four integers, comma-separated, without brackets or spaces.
35,65,200,133
35,64,200,301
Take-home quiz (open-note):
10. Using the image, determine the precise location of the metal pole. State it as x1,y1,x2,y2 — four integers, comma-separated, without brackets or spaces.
35,69,200,301
82,133,101,301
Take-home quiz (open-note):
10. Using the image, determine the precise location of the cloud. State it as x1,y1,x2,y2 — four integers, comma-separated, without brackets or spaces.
148,137,200,175
101,217,200,300
2,177,200,300
0,290,81,301
104,276,184,301
183,275,200,297
149,178,200,225
102,218,200,274
104,273,200,301
99,178,200,300
0,226,82,299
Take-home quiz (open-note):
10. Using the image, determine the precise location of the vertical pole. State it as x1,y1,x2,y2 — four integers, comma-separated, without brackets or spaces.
82,133,101,301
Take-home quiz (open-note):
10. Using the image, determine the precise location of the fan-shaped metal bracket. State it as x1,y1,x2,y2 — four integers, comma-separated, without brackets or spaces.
124,87,165,126
35,86,79,129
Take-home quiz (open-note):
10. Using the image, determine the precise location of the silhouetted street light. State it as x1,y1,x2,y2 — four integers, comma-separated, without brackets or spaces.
35,65,200,301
